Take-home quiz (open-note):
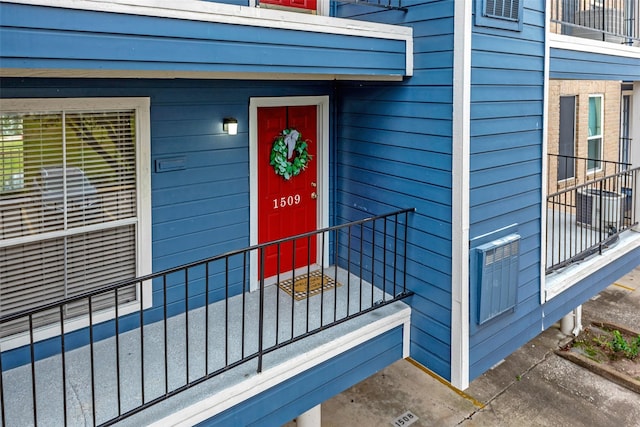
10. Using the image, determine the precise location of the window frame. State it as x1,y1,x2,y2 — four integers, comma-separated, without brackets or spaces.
0,97,152,350
587,94,604,174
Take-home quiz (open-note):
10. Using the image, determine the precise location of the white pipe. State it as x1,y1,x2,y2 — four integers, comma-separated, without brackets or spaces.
560,305,583,335
296,404,321,427
631,83,640,232
560,313,573,335
572,305,583,336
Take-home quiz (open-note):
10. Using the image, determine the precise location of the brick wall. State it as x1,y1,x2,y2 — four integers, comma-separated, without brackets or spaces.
547,80,621,193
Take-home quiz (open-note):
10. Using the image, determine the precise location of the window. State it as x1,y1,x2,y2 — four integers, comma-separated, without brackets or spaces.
475,0,523,31
587,95,603,173
0,98,151,338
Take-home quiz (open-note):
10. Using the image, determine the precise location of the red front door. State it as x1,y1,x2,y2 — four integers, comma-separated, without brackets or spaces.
257,105,318,279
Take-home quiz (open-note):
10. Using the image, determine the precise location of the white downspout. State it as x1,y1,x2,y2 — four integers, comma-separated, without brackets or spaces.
450,0,472,391
560,305,582,335
631,82,640,232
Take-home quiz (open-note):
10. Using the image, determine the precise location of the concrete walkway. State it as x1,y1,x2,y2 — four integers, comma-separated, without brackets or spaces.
290,266,640,426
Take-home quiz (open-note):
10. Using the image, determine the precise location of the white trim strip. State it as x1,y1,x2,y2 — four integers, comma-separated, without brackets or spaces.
545,231,640,301
450,0,471,391
549,34,640,59
0,217,138,248
150,305,411,427
540,0,551,304
0,69,405,81
1,0,413,75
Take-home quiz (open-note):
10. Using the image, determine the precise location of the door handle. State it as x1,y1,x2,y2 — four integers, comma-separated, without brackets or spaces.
311,192,318,200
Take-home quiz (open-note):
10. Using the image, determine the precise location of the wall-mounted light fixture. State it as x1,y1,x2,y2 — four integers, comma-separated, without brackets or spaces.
223,117,238,135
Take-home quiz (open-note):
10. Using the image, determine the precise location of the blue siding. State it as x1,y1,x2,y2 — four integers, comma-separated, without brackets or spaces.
550,48,640,80
467,0,546,381
0,3,407,77
336,0,455,380
197,326,404,426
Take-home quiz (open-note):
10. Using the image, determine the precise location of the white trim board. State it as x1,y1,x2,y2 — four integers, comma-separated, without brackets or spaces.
1,0,414,76
544,230,640,301
149,304,412,427
248,96,330,292
549,34,640,59
450,0,472,391
0,68,405,81
540,0,551,304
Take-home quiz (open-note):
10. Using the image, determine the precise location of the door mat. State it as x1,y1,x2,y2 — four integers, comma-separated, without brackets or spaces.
278,270,341,301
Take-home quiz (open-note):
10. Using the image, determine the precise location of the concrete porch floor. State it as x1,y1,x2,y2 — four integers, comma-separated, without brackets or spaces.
287,265,640,426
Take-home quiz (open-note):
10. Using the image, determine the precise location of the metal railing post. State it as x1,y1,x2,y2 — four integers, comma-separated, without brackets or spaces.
257,248,265,373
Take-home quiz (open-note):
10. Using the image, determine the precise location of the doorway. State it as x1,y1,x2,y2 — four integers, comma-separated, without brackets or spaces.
249,96,329,289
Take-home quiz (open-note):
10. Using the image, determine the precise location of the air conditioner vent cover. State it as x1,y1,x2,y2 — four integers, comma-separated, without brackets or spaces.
475,233,520,325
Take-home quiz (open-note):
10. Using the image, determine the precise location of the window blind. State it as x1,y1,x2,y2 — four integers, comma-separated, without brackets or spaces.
1,109,139,336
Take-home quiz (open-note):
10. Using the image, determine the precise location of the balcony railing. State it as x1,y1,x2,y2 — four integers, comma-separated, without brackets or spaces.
249,0,406,13
331,0,407,11
548,153,632,194
550,0,639,45
0,208,414,426
546,165,638,273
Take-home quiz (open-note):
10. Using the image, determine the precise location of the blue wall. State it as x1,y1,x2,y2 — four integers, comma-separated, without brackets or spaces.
550,48,640,80
467,0,546,380
0,2,407,77
336,0,456,380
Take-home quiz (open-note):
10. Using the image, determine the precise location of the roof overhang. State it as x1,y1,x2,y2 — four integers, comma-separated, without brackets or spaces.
0,0,413,80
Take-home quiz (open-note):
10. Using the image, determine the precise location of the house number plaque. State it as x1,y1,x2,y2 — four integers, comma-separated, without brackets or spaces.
391,411,418,427
273,194,301,209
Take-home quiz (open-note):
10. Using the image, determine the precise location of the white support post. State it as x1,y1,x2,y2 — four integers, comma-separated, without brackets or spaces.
296,405,321,427
632,82,640,231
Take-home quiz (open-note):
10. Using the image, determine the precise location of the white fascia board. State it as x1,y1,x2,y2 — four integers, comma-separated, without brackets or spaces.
0,68,405,81
450,0,471,391
2,0,414,75
544,231,640,301
150,305,411,427
549,34,640,59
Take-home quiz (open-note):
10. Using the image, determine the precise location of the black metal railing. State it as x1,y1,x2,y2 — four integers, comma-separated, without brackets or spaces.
331,0,407,12
546,166,638,273
550,0,639,45
548,153,632,194
251,0,407,13
0,208,414,426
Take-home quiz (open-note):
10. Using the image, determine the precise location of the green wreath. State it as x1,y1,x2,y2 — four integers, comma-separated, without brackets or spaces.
270,128,312,180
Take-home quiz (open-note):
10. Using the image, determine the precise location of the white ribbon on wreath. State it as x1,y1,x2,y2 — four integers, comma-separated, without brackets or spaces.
284,129,300,159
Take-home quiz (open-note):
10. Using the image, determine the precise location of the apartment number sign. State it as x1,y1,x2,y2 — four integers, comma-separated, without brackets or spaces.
270,128,312,180
273,194,301,209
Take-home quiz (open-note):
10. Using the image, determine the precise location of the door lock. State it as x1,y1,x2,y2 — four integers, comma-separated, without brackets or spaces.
311,182,317,188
